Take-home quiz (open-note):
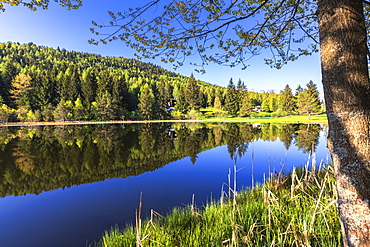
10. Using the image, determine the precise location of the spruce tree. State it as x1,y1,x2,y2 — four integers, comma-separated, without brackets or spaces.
94,91,115,121
154,80,171,119
279,84,295,113
296,90,319,118
296,81,321,118
305,80,321,113
239,94,253,117
53,99,68,122
172,83,186,113
138,84,155,120
81,68,97,110
236,78,249,116
1,61,18,106
224,78,239,115
35,70,55,108
184,74,201,111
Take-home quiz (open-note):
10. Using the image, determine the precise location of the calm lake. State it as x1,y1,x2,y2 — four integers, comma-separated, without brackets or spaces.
0,122,331,247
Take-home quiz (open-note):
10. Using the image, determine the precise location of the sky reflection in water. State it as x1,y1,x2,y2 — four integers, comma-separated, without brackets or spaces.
0,123,330,247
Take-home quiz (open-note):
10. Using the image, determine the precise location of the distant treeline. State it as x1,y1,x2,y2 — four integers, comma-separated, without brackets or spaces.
0,42,323,122
0,123,322,197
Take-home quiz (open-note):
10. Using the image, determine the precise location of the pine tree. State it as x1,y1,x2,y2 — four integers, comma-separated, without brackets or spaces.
295,85,303,96
269,92,279,112
1,61,18,105
96,70,112,100
224,78,239,115
93,91,116,121
111,76,127,119
205,88,214,108
184,74,201,111
279,84,295,113
138,84,155,120
42,103,54,122
35,70,56,108
63,100,74,121
236,79,250,115
154,80,171,119
305,80,321,113
296,81,321,118
58,67,80,102
239,94,253,117
81,68,97,109
172,83,186,113
294,85,304,114
296,90,319,118
53,99,68,122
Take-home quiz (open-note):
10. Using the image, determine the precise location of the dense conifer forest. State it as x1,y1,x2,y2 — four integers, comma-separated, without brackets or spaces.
0,42,223,121
0,42,323,122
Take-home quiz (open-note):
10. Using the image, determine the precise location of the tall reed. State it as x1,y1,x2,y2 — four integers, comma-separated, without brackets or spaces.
96,165,341,246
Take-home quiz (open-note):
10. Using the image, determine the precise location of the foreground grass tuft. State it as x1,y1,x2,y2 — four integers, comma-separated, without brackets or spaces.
96,166,341,247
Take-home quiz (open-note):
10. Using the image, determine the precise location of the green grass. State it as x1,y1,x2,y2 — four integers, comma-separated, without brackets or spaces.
95,166,341,247
199,108,328,124
231,113,328,124
0,110,327,127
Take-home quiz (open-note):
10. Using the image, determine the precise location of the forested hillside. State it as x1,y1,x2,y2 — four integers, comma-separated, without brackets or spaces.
0,42,323,123
0,41,226,122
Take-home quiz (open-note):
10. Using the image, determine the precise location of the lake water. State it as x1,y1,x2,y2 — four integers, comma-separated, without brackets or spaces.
0,122,331,247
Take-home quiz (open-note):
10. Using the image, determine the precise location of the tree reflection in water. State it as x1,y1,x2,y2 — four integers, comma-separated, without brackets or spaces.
0,123,323,198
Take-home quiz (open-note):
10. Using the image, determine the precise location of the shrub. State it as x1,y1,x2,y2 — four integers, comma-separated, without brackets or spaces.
272,109,287,118
187,109,203,120
250,112,260,118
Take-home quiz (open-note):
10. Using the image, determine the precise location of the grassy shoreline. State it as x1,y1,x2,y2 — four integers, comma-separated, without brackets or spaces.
96,166,341,247
0,114,328,127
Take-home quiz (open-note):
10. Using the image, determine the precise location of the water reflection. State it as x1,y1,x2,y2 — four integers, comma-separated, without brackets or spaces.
0,122,330,247
0,123,325,198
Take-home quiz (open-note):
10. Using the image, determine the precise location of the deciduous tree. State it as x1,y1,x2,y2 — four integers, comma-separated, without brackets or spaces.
0,0,82,12
213,96,222,111
10,73,33,108
0,103,14,123
91,1,370,244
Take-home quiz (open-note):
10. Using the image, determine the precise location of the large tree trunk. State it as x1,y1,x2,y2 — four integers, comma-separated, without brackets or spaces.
317,0,370,246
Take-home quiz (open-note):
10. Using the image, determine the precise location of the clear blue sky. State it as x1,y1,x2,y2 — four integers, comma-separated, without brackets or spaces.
0,0,323,94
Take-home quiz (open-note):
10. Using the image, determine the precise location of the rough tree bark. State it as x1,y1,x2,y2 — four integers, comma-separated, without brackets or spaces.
318,0,370,246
